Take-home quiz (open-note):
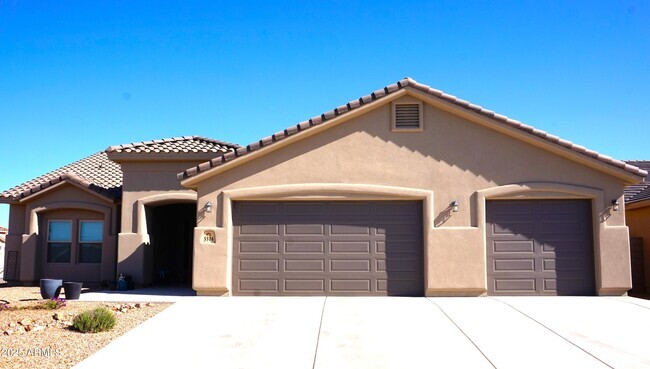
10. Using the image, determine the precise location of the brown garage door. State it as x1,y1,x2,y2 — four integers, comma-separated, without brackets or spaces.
232,201,423,296
486,200,595,296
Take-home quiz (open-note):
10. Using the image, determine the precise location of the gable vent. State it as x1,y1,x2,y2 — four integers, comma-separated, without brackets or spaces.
395,103,421,129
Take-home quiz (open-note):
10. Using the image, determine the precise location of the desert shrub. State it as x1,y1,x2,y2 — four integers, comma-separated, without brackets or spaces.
72,307,116,333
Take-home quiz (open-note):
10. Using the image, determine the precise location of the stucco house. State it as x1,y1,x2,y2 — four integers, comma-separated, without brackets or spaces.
1,78,646,297
624,160,650,294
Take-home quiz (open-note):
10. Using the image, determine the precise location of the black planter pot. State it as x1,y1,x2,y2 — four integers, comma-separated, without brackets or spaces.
63,282,83,300
40,279,63,299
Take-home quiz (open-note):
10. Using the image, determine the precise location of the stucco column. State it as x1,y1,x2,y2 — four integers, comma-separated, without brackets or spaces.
116,233,152,285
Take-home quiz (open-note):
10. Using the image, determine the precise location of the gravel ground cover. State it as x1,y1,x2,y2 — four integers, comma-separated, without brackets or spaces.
0,284,171,369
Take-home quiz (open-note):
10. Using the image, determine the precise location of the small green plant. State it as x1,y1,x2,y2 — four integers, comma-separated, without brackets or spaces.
72,307,116,333
38,297,67,310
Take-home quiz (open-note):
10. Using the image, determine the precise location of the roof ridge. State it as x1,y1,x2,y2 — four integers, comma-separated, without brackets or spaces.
105,135,240,154
191,136,241,149
178,78,648,181
106,136,196,152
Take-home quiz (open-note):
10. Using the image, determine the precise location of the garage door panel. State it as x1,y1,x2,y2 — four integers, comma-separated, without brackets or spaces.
543,278,590,293
493,258,536,271
238,259,279,272
542,258,587,272
285,224,325,235
330,203,372,216
239,279,279,292
377,240,421,254
239,224,279,235
330,259,371,272
492,240,535,253
284,259,325,272
494,278,537,293
376,258,421,272
284,279,325,292
540,240,587,252
233,201,423,296
284,203,327,216
491,222,535,236
376,222,419,235
330,241,371,253
239,241,279,254
487,200,595,296
284,241,325,253
330,279,372,292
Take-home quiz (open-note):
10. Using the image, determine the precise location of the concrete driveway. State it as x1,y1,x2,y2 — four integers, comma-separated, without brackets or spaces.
75,296,650,369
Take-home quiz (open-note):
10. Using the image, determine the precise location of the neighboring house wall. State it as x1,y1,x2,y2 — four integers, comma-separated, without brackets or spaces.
113,160,209,285
188,94,633,296
0,232,5,280
625,203,650,292
3,183,118,283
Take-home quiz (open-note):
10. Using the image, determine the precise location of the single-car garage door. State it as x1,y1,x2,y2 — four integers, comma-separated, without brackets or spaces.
486,199,595,296
232,201,423,296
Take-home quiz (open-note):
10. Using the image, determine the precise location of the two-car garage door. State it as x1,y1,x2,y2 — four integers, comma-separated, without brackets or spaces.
232,201,423,296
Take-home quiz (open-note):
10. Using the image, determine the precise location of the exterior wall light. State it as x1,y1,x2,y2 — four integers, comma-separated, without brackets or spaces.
611,199,620,212
451,200,459,213
205,201,213,213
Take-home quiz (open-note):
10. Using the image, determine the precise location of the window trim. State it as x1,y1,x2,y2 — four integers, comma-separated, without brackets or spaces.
391,99,424,132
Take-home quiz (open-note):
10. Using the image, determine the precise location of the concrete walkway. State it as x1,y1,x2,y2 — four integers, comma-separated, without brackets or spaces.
74,296,650,369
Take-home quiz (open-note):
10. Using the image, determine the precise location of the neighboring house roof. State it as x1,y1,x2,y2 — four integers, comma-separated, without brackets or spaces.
624,160,650,203
1,136,238,203
0,152,123,202
178,77,648,182
106,136,239,154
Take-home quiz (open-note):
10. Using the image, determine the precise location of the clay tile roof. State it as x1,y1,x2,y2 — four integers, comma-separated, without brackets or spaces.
0,152,123,202
178,77,648,181
105,135,239,154
624,160,650,203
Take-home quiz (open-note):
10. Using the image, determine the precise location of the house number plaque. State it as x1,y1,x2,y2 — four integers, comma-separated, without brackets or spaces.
202,231,216,244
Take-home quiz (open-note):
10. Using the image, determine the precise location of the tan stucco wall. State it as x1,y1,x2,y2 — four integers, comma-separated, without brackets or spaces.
190,94,633,296
626,205,650,291
3,183,118,283
115,161,202,284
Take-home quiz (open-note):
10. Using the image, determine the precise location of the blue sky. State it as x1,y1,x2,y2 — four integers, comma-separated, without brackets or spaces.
0,1,649,228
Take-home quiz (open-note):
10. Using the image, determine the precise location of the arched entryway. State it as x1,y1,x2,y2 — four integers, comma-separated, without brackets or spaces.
145,203,196,286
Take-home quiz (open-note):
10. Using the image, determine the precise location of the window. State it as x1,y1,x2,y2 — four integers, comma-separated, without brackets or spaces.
47,221,72,263
46,219,103,264
392,100,423,132
79,221,103,263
